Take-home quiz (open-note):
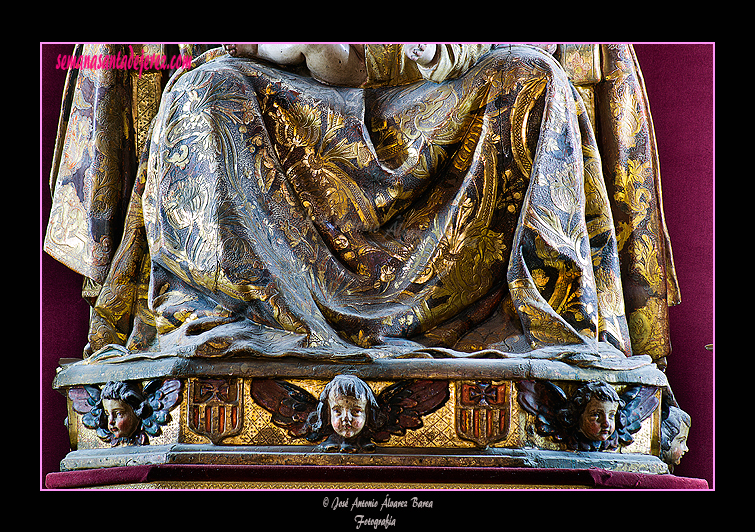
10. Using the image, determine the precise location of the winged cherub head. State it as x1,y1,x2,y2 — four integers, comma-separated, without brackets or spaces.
309,375,380,452
99,381,150,445
566,381,624,450
661,405,691,471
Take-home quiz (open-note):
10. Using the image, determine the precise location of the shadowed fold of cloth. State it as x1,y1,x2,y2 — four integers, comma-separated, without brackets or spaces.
45,44,678,367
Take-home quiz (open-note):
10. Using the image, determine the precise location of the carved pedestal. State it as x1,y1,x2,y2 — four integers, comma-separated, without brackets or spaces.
49,349,681,489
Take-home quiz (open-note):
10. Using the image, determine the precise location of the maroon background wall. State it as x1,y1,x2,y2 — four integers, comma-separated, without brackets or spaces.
39,43,715,488
632,44,714,487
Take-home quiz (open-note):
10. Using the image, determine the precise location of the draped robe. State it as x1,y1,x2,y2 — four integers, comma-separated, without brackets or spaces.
45,44,679,365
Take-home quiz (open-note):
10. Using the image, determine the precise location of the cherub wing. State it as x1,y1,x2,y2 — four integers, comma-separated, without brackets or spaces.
516,380,569,440
141,379,183,437
68,385,100,415
370,380,449,443
616,385,659,446
68,385,105,433
250,379,319,438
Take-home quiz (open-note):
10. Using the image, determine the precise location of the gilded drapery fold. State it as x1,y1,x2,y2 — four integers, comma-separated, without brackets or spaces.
596,44,680,366
45,44,679,365
44,44,214,296
45,44,135,288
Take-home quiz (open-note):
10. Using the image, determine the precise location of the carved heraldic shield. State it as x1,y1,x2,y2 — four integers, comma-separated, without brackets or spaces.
455,381,511,446
188,378,243,444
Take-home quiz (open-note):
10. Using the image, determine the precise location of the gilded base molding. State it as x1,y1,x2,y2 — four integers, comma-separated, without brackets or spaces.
53,353,671,478
59,443,669,475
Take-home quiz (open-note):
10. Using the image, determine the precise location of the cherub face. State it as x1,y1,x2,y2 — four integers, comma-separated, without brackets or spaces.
579,397,618,441
328,391,367,439
103,398,139,440
669,423,690,465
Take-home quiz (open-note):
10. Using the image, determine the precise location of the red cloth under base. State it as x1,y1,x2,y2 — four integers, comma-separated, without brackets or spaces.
45,463,709,490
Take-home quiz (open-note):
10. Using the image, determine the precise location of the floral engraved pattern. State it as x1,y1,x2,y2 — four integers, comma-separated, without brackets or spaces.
46,45,678,364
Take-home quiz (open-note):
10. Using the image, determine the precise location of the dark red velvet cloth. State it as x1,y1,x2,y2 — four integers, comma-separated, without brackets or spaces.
45,464,708,490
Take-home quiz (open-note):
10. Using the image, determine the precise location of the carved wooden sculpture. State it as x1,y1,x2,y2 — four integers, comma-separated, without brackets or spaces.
516,380,658,451
251,376,449,452
69,379,182,446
